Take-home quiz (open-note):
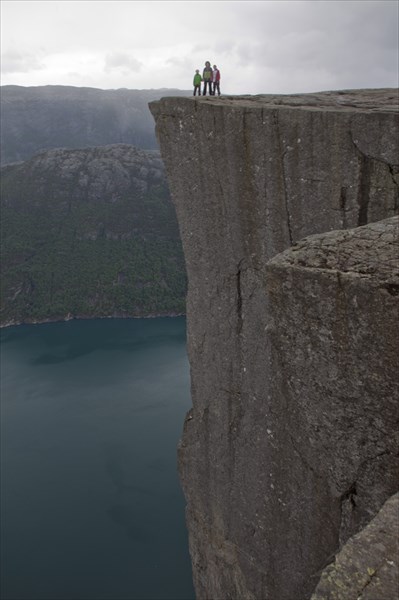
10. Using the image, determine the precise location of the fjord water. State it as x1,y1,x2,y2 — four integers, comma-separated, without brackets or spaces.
1,317,194,600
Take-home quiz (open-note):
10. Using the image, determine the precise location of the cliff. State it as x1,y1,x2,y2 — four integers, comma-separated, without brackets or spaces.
1,144,186,325
150,89,399,599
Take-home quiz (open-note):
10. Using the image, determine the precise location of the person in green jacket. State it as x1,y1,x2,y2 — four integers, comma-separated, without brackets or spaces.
193,69,202,96
202,61,213,96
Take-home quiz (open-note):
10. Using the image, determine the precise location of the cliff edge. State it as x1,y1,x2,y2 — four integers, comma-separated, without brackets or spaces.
150,89,399,600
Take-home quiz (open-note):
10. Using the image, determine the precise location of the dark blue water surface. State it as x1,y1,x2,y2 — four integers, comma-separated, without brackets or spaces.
1,317,195,600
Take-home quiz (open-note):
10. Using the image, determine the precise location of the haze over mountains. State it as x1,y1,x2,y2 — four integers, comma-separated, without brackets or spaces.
0,86,190,325
0,85,190,165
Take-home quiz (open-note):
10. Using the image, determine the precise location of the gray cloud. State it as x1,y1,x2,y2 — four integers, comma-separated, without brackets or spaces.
213,0,399,92
166,55,193,70
104,52,143,73
1,50,44,74
1,1,397,94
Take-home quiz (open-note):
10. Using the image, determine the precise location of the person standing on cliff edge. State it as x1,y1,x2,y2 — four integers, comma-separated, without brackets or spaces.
212,65,221,96
193,69,202,96
202,61,213,96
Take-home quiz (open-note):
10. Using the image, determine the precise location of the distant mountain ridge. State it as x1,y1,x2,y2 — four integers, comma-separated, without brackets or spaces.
0,85,191,165
0,143,187,326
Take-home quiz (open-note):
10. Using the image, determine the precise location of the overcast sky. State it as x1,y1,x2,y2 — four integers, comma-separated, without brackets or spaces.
1,0,398,95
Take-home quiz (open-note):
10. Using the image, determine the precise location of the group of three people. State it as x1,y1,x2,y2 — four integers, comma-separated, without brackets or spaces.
193,61,221,96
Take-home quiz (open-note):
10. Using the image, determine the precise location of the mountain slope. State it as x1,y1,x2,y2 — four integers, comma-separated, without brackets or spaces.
0,144,187,325
0,85,191,164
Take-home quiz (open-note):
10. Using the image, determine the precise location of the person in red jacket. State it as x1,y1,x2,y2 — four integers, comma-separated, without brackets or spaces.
212,65,221,96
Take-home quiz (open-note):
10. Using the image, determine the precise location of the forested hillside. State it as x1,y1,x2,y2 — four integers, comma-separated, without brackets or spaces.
0,144,187,325
0,85,190,164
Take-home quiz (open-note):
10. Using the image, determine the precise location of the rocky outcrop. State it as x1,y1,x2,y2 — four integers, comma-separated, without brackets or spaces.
265,217,399,599
1,144,186,325
2,143,166,209
311,493,399,600
150,89,399,599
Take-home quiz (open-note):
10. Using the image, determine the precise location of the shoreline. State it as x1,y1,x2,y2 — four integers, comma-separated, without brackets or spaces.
0,311,186,329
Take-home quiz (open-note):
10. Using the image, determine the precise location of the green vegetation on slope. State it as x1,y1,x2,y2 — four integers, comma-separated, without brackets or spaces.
0,145,187,325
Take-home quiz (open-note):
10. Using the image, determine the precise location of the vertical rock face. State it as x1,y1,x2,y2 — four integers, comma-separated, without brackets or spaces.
265,217,399,599
149,90,399,600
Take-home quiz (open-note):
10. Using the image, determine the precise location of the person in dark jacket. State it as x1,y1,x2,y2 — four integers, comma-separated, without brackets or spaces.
212,65,221,96
202,61,213,96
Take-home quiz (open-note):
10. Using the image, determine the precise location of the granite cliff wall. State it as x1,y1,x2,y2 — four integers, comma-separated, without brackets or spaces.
150,89,399,600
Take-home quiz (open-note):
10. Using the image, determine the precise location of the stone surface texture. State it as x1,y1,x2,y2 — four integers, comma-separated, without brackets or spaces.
266,217,399,599
149,89,399,600
311,493,399,600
